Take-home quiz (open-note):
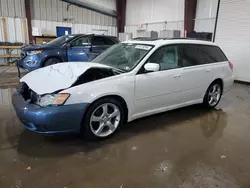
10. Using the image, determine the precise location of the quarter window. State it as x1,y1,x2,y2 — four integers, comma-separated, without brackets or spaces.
200,46,228,63
179,44,228,67
148,45,180,71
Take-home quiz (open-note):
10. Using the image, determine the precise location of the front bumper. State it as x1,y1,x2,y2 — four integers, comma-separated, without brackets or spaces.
17,53,43,72
12,91,89,134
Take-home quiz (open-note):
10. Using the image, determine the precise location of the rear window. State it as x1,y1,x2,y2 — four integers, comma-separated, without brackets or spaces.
179,44,228,67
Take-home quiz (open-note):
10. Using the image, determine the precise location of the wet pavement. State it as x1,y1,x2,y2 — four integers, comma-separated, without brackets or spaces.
0,66,25,87
0,83,250,188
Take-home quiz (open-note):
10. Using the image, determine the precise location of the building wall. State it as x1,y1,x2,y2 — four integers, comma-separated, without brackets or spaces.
0,17,28,43
215,0,250,82
194,0,218,32
0,0,26,18
31,0,116,26
32,20,117,36
0,0,117,44
126,0,184,25
125,0,184,38
78,0,116,10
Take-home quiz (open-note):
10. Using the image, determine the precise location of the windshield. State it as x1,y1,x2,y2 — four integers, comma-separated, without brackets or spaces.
92,43,153,72
47,35,75,46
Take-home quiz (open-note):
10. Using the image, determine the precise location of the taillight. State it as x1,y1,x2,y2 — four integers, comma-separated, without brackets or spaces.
228,61,233,71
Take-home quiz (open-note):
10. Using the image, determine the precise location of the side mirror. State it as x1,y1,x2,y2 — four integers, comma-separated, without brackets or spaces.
66,43,71,48
144,63,160,72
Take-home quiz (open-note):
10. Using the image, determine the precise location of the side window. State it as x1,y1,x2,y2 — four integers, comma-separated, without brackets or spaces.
180,45,208,67
92,37,107,45
148,45,180,71
71,37,90,47
104,38,116,45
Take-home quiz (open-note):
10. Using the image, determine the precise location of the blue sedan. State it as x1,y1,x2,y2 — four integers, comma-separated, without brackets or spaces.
17,34,119,71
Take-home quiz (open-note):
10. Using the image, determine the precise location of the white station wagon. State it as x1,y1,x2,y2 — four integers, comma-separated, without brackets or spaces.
12,38,234,140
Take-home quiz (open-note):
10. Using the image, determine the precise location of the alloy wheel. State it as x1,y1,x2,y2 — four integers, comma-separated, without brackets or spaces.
208,84,221,106
90,103,121,137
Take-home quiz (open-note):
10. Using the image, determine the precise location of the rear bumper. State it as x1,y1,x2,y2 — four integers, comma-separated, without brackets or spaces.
12,91,89,134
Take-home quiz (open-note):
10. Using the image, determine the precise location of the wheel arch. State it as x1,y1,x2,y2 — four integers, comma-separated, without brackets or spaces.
87,94,129,123
41,56,63,67
210,78,224,94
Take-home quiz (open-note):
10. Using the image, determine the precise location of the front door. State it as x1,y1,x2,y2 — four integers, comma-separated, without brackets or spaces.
134,45,184,117
67,36,95,62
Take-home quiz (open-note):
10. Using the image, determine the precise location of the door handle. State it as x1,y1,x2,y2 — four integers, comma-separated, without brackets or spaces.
205,68,212,72
173,74,181,79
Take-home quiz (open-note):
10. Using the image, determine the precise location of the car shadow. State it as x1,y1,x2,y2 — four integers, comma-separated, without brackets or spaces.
13,104,227,158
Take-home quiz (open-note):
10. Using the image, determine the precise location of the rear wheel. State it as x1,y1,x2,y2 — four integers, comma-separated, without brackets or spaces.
43,58,61,67
203,82,222,108
81,98,125,140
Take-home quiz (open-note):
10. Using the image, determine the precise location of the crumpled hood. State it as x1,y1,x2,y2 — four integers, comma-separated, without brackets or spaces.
20,62,111,95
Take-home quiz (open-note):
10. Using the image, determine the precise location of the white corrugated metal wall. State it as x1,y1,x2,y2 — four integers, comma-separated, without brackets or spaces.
0,0,27,43
84,0,116,10
0,0,117,43
31,0,116,26
30,0,117,36
125,0,184,38
194,0,218,33
31,20,117,36
0,17,28,43
0,0,26,18
215,0,250,82
0,0,27,63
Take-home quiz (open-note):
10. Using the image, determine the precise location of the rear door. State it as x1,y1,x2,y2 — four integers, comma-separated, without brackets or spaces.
91,36,116,60
178,44,220,103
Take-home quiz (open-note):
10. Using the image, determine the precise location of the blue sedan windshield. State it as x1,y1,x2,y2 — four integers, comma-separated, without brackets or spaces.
92,43,153,72
47,35,75,46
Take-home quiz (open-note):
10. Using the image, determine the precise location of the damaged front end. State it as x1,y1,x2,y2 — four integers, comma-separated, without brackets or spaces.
18,67,118,107
19,62,119,95
12,62,121,134
18,83,70,107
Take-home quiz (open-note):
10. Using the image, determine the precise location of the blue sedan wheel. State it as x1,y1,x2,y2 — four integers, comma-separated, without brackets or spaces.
44,58,61,67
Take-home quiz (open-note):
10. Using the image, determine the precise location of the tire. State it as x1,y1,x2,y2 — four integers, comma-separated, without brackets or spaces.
203,81,222,108
43,58,61,67
81,97,125,140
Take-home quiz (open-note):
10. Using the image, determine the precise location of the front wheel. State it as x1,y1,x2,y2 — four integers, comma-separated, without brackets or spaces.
43,58,61,67
203,82,222,108
81,98,125,140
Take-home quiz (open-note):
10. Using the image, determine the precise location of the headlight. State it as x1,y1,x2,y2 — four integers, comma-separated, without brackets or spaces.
26,50,43,55
38,93,70,107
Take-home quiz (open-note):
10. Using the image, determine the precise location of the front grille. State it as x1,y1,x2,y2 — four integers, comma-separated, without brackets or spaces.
19,83,39,103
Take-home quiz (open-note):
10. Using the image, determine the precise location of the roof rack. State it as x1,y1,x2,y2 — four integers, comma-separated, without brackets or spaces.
131,37,212,42
164,37,212,41
131,37,159,41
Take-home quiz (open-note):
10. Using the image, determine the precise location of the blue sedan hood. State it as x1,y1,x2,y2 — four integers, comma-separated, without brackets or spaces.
21,44,58,51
